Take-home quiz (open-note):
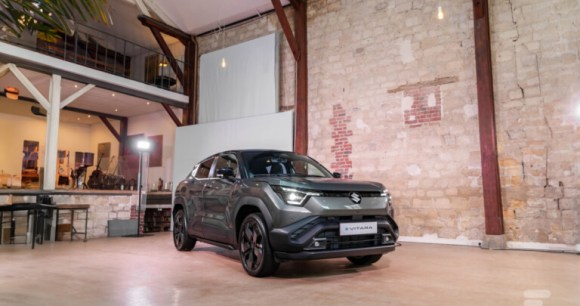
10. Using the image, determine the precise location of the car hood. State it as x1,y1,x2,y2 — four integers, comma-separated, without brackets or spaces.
255,176,385,192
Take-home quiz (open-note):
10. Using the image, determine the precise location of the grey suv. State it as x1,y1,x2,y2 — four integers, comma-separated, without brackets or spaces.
172,150,398,277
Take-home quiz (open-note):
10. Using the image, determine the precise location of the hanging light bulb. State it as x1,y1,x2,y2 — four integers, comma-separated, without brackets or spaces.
437,3,444,20
221,57,227,68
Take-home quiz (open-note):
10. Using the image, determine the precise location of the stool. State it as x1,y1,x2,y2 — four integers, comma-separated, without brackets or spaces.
55,204,90,242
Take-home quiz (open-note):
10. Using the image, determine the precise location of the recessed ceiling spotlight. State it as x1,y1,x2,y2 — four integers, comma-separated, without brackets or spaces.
147,102,150,105
112,93,116,97
4,87,19,100
114,108,118,112
77,117,80,121
87,115,91,118
74,84,78,88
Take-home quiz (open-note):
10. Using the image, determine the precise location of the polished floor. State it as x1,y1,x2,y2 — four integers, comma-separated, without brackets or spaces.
0,233,578,306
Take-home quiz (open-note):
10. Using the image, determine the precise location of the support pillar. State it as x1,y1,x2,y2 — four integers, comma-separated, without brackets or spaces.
472,0,505,245
44,75,62,190
272,0,308,154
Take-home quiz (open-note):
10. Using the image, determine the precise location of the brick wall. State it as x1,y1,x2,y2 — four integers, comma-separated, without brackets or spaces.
491,0,580,245
195,0,579,246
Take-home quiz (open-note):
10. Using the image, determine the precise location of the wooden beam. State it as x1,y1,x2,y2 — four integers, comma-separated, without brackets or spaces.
293,0,308,154
272,0,300,61
472,0,504,235
162,103,182,127
289,0,301,10
138,14,198,125
148,28,185,85
138,15,190,44
7,64,50,110
272,0,308,154
119,118,128,157
99,116,121,141
60,84,95,108
182,38,198,125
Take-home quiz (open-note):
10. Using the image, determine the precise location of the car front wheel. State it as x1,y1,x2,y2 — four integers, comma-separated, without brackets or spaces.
347,254,383,265
239,213,279,277
173,209,196,251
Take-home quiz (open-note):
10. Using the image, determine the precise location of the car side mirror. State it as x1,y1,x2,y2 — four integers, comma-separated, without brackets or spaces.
217,167,236,181
332,172,342,178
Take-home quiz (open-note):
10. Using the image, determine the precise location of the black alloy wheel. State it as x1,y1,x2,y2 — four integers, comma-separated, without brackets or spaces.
239,213,279,277
347,254,383,265
173,209,196,251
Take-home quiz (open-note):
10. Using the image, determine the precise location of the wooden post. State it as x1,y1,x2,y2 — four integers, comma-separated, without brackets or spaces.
272,0,308,154
138,15,199,126
473,0,504,235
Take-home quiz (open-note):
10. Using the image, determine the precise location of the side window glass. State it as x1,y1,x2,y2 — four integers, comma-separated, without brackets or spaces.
195,158,214,179
213,154,239,178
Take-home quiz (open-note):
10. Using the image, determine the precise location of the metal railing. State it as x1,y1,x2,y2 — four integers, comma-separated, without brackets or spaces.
2,24,184,94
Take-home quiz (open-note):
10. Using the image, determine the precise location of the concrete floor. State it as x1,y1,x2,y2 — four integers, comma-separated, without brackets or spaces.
0,233,578,306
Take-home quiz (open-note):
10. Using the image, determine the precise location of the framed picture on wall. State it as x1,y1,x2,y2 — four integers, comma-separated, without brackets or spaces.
148,135,163,167
22,140,40,185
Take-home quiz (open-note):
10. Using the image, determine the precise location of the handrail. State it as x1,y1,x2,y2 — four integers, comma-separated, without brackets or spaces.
1,24,184,94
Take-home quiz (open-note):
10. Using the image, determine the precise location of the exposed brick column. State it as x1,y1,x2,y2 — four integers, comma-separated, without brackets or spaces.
329,104,353,179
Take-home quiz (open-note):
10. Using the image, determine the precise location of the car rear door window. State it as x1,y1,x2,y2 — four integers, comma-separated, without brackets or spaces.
212,154,239,178
195,158,214,179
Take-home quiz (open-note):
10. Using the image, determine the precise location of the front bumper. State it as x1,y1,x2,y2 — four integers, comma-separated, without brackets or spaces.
270,215,399,261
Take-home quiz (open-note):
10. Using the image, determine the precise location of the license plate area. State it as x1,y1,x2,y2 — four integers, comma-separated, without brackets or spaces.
339,222,377,236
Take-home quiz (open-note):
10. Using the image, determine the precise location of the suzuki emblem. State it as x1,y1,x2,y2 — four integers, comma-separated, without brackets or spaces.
349,192,361,204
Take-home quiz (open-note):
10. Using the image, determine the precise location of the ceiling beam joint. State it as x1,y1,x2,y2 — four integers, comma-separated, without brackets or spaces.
272,0,300,61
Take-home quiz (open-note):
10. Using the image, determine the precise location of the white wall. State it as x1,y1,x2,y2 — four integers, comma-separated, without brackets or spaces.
90,120,121,172
0,112,93,179
127,109,181,185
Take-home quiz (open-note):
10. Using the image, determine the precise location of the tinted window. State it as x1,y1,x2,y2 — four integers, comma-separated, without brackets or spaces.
242,151,332,178
195,158,214,179
213,154,239,178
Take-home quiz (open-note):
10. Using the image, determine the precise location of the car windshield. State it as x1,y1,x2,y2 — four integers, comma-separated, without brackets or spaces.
242,151,333,178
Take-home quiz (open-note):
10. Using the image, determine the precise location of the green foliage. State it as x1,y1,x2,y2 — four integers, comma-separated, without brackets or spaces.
0,0,110,37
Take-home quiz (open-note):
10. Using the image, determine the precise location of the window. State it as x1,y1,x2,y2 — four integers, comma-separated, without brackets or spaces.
243,151,332,178
195,158,214,179
212,154,239,178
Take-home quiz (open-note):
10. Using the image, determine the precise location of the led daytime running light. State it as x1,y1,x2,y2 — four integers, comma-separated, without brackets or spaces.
274,186,320,206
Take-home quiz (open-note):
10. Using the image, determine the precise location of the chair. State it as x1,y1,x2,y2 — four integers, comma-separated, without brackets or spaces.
269,163,287,175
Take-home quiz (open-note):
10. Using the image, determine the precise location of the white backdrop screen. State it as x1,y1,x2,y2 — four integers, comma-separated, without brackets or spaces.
172,111,294,190
198,33,279,123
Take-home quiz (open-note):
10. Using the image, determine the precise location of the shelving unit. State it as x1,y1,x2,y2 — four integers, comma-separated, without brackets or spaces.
144,207,171,233
144,193,172,233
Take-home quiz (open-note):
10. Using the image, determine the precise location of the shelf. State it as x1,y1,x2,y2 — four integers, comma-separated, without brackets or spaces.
143,207,171,233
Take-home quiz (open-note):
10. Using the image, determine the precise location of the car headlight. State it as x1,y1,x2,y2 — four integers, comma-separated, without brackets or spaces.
381,189,394,217
272,186,320,206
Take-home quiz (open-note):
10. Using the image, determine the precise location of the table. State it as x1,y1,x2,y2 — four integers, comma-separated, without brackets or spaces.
55,204,90,242
0,203,56,249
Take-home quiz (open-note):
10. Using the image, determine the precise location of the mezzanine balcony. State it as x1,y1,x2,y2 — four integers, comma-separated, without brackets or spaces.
0,23,184,94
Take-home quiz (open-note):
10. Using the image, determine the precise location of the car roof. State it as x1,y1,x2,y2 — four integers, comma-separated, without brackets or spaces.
223,149,293,154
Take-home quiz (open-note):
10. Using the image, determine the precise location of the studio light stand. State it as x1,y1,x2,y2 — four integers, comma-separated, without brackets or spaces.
124,138,152,238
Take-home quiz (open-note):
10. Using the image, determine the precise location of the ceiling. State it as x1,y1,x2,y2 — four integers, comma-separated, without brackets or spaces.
141,0,289,34
0,67,166,124
0,1,289,125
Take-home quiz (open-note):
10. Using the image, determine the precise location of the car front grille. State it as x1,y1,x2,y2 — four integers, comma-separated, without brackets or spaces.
289,216,397,251
317,230,390,250
319,191,383,197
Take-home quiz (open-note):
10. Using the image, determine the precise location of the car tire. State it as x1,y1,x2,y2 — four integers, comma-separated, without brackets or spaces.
238,213,279,277
173,208,196,251
347,254,383,265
